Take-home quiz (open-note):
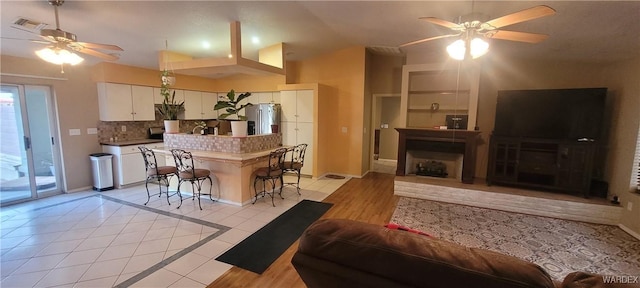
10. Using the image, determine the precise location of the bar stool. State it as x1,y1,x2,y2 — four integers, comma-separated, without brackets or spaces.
138,146,178,205
253,147,287,206
171,149,214,210
281,143,308,195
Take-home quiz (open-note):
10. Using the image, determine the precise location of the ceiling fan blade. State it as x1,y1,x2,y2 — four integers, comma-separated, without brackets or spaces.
75,41,123,51
76,47,119,61
484,5,556,29
1,36,50,44
420,17,463,30
487,30,549,43
399,34,459,48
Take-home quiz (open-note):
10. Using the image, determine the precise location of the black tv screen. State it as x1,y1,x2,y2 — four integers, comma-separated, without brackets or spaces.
493,88,606,140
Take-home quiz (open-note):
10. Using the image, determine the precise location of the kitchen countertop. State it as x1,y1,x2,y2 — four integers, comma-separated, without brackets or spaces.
100,139,164,146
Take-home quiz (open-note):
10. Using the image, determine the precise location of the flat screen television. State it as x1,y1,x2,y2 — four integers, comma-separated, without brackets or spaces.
493,88,607,140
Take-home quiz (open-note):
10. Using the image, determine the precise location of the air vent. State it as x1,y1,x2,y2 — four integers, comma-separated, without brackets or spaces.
11,17,48,33
367,46,405,56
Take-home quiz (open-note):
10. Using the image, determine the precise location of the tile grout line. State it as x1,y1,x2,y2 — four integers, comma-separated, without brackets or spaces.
94,194,233,287
114,229,229,288
20,193,232,287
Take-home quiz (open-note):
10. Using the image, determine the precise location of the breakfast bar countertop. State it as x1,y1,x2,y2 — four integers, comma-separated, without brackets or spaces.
152,146,282,162
100,139,164,146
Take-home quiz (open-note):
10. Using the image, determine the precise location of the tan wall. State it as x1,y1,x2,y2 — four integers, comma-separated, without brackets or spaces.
91,62,285,92
1,55,102,191
602,58,640,236
292,46,367,177
370,54,404,94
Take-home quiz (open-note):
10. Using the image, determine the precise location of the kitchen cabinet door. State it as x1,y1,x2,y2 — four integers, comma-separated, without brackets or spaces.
131,85,155,121
281,122,296,147
296,121,314,175
120,152,146,186
201,92,217,119
153,87,163,104
296,90,314,123
280,90,297,122
183,90,202,120
98,83,133,121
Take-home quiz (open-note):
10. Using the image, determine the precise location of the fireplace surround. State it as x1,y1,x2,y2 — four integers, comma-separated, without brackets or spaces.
395,128,481,184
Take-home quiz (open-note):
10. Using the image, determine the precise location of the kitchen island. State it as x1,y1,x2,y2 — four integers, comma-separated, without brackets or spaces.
156,132,283,206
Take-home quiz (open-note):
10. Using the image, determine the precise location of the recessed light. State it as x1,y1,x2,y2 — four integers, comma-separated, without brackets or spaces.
251,36,260,45
202,41,210,49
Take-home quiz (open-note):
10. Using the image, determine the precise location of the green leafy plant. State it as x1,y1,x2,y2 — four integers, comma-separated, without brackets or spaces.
214,89,253,121
156,70,184,120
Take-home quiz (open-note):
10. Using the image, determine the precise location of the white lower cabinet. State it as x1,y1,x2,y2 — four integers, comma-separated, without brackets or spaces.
102,143,164,188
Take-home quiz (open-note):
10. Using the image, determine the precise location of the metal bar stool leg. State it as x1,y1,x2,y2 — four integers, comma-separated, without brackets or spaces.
144,177,152,205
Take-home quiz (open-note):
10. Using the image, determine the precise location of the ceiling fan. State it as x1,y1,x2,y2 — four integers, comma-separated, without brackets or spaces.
400,5,556,59
6,0,123,65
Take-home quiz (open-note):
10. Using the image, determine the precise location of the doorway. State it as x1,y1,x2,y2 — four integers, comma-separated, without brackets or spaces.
372,94,401,174
0,84,62,205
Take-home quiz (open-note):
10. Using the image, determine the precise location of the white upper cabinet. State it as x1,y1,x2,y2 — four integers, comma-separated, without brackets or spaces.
280,90,313,123
130,86,155,120
296,90,314,123
280,90,297,122
98,83,155,121
201,92,217,119
183,90,202,120
254,92,280,104
183,91,218,120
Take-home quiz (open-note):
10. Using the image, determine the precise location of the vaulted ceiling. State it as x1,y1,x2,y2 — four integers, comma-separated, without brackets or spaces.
1,1,639,71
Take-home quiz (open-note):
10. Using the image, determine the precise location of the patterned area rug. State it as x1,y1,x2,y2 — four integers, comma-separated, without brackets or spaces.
391,197,640,280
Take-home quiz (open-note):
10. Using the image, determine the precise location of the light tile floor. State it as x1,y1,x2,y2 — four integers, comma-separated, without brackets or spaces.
0,175,349,287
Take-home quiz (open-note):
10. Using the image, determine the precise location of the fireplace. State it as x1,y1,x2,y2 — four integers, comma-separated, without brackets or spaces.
395,128,481,183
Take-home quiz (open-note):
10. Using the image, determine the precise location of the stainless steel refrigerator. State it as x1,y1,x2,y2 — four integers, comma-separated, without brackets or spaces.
245,103,281,135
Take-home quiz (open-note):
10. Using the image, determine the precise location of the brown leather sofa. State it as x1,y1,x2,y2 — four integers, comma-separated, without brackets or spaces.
292,219,639,288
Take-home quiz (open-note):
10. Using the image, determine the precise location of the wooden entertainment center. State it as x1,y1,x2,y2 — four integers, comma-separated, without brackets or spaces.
487,136,597,197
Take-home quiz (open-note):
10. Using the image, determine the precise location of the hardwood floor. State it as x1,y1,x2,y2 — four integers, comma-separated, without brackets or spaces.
207,172,398,288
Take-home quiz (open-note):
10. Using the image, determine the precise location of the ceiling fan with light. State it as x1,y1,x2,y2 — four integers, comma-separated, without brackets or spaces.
4,0,123,71
400,5,556,60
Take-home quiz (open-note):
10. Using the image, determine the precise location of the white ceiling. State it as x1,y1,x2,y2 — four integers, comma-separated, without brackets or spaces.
1,1,639,72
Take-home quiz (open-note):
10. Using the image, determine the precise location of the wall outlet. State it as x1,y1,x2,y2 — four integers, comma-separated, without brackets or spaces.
121,125,127,132
627,202,633,211
69,129,81,136
87,128,97,135
341,127,348,133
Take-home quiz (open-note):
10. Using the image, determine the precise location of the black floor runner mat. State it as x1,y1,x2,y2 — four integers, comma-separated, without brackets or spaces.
216,200,333,274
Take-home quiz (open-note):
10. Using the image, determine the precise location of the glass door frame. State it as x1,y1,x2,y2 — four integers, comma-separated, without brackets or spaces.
0,83,62,206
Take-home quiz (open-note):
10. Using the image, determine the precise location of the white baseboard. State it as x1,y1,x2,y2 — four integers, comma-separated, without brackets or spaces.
218,198,243,206
619,224,640,241
375,158,397,163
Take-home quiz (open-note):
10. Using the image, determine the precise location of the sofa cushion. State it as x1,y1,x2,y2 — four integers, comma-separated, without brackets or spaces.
295,219,557,288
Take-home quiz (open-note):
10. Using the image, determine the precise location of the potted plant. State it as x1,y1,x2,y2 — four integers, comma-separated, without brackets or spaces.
214,89,253,137
157,70,184,133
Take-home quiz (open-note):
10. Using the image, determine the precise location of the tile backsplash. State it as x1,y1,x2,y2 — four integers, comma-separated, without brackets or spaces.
97,113,209,143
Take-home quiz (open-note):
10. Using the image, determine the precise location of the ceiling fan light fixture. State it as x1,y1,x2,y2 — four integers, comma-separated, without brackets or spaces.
446,37,489,60
470,37,489,58
446,39,466,60
35,47,84,65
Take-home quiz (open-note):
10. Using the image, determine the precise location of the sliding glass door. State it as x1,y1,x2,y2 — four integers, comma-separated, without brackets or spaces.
0,84,61,205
